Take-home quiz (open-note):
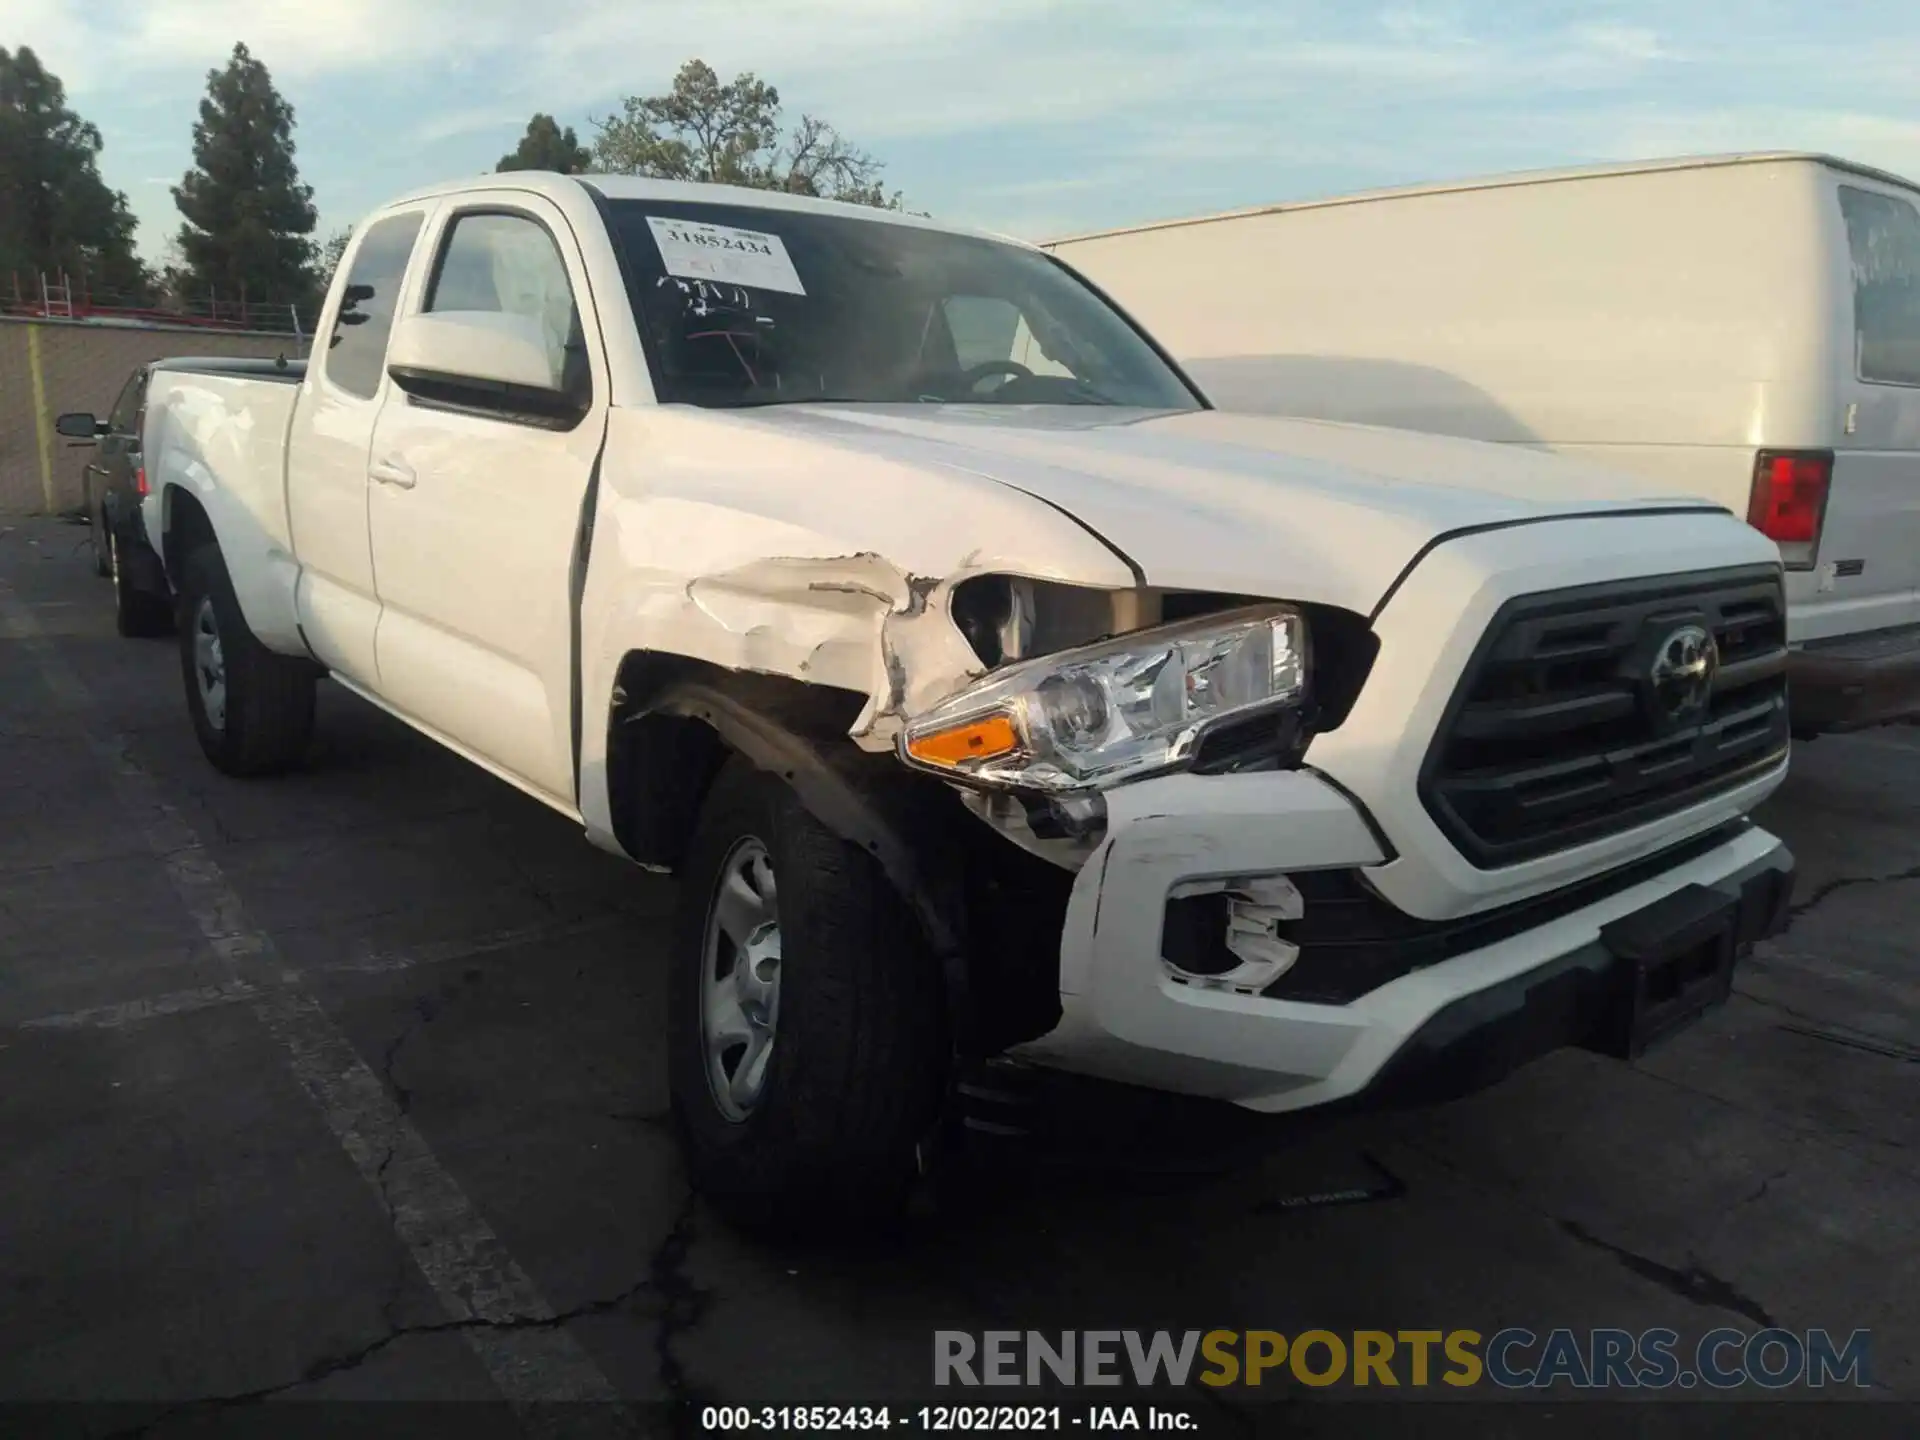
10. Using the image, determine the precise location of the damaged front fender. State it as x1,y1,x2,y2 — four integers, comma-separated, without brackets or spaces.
680,549,995,750
572,405,1139,856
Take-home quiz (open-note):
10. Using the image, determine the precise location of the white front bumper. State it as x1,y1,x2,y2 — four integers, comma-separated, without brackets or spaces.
1011,768,1789,1112
1010,508,1796,1110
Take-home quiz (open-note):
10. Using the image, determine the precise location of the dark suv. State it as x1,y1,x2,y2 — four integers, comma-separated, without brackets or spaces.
57,364,174,637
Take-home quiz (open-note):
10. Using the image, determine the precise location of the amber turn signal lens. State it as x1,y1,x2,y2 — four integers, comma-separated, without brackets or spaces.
905,713,1020,767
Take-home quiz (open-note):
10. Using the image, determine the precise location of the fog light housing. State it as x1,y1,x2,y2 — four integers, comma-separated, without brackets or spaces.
1160,874,1303,995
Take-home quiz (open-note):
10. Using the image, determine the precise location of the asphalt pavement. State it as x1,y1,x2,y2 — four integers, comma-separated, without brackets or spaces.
1,515,1914,1435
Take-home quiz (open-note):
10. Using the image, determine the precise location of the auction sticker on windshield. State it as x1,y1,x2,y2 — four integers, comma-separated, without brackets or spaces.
646,217,807,295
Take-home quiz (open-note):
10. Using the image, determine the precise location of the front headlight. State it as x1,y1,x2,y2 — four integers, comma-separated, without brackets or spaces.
901,605,1309,793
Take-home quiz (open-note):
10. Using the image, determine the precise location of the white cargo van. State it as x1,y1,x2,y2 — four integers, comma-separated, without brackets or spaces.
1046,152,1920,736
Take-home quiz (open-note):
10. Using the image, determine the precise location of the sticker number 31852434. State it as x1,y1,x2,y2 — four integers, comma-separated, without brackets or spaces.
645,217,807,296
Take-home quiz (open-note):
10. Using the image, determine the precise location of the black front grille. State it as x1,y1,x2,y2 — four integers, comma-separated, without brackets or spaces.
1421,565,1789,867
1259,823,1749,1005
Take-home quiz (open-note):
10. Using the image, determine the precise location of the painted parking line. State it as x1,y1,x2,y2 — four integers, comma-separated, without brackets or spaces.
18,979,260,1031
340,913,626,974
0,582,635,1425
11,915,629,1033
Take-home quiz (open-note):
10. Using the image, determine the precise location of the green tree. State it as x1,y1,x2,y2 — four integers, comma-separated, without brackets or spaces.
0,46,152,304
496,113,590,173
172,42,319,322
591,59,901,208
318,226,351,283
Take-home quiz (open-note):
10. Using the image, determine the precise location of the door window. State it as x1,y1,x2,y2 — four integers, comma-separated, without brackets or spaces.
106,371,145,435
426,212,584,394
325,213,426,400
1839,185,1920,387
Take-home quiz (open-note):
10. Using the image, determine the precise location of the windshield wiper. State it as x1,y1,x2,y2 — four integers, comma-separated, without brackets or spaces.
694,393,877,409
1053,377,1121,405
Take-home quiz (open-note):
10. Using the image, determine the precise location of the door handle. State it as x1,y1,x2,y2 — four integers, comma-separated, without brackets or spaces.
369,456,417,489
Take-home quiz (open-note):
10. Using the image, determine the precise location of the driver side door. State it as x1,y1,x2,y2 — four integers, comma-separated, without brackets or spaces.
365,195,608,809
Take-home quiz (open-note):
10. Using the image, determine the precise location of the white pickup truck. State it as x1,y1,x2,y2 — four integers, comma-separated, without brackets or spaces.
143,173,1797,1235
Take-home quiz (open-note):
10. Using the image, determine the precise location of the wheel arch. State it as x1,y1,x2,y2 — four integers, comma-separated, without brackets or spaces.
159,483,216,591
603,650,1004,1051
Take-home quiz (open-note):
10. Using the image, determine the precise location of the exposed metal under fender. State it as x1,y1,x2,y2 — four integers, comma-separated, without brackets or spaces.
673,550,1002,754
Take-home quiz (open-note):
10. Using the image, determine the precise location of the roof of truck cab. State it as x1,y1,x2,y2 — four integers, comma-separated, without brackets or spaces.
1044,151,1920,246
378,171,1036,249
151,356,299,375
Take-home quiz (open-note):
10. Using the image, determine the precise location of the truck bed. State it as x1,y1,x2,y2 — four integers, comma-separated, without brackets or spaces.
152,355,308,384
142,366,306,650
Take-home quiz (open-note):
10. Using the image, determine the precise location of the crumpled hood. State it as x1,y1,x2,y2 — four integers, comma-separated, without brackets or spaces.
725,404,1720,614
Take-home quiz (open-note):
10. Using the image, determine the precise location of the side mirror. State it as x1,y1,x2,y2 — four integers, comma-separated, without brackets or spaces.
387,311,582,423
55,412,104,439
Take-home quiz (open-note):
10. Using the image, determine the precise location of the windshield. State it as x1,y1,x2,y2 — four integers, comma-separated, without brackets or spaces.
601,198,1202,410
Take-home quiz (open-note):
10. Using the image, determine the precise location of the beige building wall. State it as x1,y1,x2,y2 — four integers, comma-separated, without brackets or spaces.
0,318,308,514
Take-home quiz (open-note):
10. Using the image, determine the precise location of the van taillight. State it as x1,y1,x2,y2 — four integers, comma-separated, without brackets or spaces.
134,465,148,496
1746,450,1830,570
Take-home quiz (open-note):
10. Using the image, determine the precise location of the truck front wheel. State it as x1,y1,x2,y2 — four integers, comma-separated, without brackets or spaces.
668,758,949,1237
178,543,317,777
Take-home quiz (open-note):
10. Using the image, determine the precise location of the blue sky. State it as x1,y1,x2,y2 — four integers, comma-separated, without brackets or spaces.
13,0,1920,261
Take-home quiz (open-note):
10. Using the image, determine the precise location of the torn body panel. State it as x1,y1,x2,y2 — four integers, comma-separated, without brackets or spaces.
571,399,1743,873
573,405,1136,857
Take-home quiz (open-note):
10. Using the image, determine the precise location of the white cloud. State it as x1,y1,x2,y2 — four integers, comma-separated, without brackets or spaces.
30,0,1003,94
1570,22,1670,62
1379,6,1461,42
971,174,1133,200
4,0,102,85
12,0,1920,260
413,104,538,146
126,0,461,75
16,1,1715,160
26,1,1672,123
1602,106,1920,182
25,0,520,89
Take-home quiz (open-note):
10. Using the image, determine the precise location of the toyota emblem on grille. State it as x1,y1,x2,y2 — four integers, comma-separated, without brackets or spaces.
1649,623,1719,722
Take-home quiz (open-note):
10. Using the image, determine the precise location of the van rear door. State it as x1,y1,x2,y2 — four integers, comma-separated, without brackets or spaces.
1816,178,1920,643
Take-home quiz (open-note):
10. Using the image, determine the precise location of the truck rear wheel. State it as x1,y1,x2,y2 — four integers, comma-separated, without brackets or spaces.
178,543,316,777
668,757,948,1237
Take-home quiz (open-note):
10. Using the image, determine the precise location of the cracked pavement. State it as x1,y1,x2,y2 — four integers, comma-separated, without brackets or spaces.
2,516,1916,1424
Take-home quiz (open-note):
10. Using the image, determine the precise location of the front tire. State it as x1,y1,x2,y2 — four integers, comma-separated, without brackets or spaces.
178,543,317,776
668,758,949,1238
